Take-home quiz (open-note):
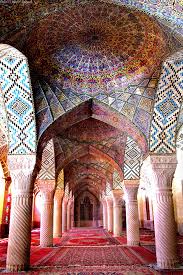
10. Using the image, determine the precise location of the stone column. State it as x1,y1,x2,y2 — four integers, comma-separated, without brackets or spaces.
147,155,178,269
67,199,71,231
124,179,140,246
103,200,108,229
112,190,123,237
173,175,183,235
70,198,75,227
106,196,113,232
53,189,64,237
38,180,55,247
6,155,36,272
62,197,68,233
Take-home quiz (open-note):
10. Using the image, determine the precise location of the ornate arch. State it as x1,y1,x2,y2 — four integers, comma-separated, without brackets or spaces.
39,100,148,155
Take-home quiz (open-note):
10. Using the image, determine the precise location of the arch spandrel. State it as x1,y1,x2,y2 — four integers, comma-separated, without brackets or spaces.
0,44,37,155
150,50,183,154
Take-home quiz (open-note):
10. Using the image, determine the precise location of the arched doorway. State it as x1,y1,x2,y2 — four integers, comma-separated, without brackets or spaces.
75,191,100,227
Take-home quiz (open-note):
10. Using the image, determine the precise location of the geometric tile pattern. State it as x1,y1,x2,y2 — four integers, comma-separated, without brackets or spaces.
0,91,8,141
65,182,70,198
0,45,36,154
106,181,112,196
150,51,183,153
177,101,183,132
113,169,123,190
37,139,55,180
124,136,142,179
35,71,159,140
57,169,64,189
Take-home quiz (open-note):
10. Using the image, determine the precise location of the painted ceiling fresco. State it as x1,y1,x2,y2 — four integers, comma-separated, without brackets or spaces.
0,0,183,41
26,2,169,94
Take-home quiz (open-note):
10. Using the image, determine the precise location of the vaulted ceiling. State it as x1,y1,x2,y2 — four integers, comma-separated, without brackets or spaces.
1,0,183,198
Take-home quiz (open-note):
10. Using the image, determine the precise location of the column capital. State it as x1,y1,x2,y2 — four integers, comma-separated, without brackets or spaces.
37,180,55,202
123,179,140,187
105,196,113,206
8,154,36,172
147,154,177,169
63,196,68,204
112,189,123,206
8,155,36,194
124,183,139,202
54,188,64,200
37,179,56,192
146,154,177,189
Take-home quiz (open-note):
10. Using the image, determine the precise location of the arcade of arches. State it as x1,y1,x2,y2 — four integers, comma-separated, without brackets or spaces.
0,0,183,274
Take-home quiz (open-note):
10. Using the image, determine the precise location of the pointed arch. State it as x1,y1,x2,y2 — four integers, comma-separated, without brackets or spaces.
38,100,148,156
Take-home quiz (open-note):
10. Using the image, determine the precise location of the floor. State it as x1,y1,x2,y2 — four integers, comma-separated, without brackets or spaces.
0,227,183,274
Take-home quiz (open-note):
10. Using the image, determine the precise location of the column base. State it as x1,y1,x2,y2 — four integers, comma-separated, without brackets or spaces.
113,233,122,237
127,240,139,246
157,258,179,269
53,234,62,238
40,243,53,248
6,264,29,272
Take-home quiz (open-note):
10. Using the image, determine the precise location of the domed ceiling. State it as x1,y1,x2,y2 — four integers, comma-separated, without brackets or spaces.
26,2,169,94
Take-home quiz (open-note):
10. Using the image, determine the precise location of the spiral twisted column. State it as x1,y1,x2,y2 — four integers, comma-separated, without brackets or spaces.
62,197,68,233
124,180,140,246
112,190,123,237
6,155,36,272
106,196,113,232
147,155,178,269
38,180,55,247
53,188,64,237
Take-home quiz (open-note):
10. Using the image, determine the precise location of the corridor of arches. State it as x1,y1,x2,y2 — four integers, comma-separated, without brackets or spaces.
0,0,183,274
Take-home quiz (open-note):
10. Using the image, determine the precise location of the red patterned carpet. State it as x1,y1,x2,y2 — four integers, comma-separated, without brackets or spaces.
59,227,119,246
0,227,183,274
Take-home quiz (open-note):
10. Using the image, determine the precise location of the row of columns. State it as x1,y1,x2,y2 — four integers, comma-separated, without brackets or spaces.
5,154,179,271
6,161,73,272
41,193,73,244
102,155,179,269
102,181,139,246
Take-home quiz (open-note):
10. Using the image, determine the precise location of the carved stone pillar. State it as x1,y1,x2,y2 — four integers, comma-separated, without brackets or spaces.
38,180,55,247
106,196,113,232
62,197,68,233
70,198,74,227
147,155,178,269
102,199,108,229
67,199,72,231
124,179,140,246
6,155,36,272
53,189,64,237
112,190,123,237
